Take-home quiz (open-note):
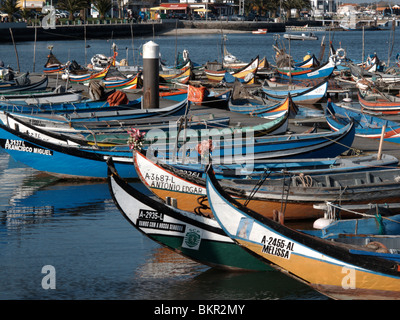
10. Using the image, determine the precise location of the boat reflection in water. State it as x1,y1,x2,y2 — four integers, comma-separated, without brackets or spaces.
130,247,326,300
1,173,111,229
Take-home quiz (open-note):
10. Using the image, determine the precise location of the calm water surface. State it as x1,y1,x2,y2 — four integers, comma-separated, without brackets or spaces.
1,27,399,72
2,29,395,301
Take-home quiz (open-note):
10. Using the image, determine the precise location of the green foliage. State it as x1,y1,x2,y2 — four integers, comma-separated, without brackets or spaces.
56,0,88,20
91,0,112,19
0,0,20,21
243,0,311,17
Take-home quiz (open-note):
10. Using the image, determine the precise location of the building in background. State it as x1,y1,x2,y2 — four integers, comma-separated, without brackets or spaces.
309,0,336,16
336,3,358,15
18,0,44,10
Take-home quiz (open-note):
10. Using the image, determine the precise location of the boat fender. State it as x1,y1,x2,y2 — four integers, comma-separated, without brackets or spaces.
312,217,334,230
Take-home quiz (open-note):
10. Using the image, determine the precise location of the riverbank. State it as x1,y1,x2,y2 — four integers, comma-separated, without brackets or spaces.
1,20,286,43
158,28,250,35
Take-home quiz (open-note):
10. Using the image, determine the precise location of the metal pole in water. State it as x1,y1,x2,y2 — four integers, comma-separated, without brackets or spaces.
142,41,159,109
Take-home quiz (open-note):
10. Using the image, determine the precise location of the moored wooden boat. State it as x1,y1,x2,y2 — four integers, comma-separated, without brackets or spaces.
155,152,399,180
347,62,400,85
143,112,289,141
325,99,400,143
102,72,142,90
64,64,111,83
283,33,318,41
252,29,267,34
305,201,400,239
262,79,328,104
204,56,259,83
146,119,355,163
263,77,341,93
0,90,190,122
0,87,83,105
277,59,335,80
106,158,272,271
0,94,143,115
0,118,134,179
159,87,187,101
0,103,289,148
160,67,192,85
358,89,400,115
80,113,287,144
134,151,400,220
229,94,298,119
197,88,232,109
0,76,48,93
43,50,65,74
294,54,320,68
229,81,298,119
205,168,400,300
160,59,192,75
0,109,231,140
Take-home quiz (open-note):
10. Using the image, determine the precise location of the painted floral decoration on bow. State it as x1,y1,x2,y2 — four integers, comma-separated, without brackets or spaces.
127,128,145,150
196,139,214,162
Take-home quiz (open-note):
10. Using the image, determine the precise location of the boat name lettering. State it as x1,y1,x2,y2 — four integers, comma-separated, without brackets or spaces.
147,173,203,194
145,172,175,183
307,70,319,77
137,219,186,233
261,235,294,259
177,169,201,178
1,139,53,156
138,209,164,221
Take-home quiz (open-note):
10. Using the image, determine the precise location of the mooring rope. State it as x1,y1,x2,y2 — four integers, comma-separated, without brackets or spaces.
326,201,400,225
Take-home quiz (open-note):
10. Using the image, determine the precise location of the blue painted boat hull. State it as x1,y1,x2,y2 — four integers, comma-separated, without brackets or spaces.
304,214,400,239
278,60,335,80
147,121,355,162
262,80,328,104
0,111,355,177
0,124,135,179
325,100,400,143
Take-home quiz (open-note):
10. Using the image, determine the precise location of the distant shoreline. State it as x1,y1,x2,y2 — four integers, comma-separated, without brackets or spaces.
3,21,285,42
158,28,251,36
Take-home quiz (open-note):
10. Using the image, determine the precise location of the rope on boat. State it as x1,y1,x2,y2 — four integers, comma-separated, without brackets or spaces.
280,174,290,217
243,168,271,207
192,97,227,104
322,135,362,155
294,173,313,187
325,201,400,225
